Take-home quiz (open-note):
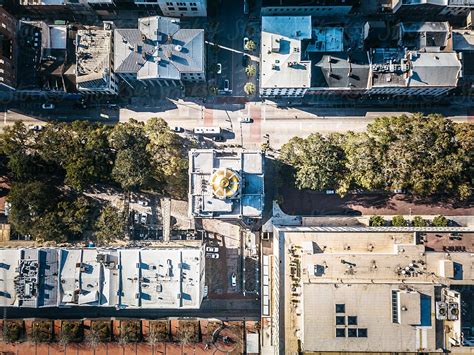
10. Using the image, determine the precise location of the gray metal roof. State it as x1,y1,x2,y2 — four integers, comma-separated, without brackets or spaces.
114,16,204,81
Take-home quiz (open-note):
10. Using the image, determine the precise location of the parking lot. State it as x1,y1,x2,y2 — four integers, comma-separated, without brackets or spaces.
128,193,163,240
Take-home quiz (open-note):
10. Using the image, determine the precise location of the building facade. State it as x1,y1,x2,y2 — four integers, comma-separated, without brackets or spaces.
0,8,17,90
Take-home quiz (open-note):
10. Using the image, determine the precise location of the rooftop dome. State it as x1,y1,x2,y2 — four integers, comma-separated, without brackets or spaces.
209,168,241,199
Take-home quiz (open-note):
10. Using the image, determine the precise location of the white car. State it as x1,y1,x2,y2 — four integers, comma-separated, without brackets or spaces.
231,272,237,287
140,214,148,224
41,103,55,110
238,117,252,123
206,253,219,259
216,63,222,74
206,246,219,253
325,190,335,194
29,124,43,131
137,200,148,206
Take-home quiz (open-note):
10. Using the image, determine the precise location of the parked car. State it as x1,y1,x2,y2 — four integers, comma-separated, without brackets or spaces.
140,214,148,224
29,124,43,131
238,117,253,123
206,246,219,253
224,79,230,91
325,190,335,195
243,37,249,50
203,285,208,298
393,189,406,194
171,126,184,133
216,63,222,74
41,103,55,110
212,136,225,142
138,200,148,206
242,54,250,67
231,272,237,287
206,253,219,259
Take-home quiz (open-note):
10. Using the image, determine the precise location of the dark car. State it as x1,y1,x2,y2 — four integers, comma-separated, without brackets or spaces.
212,136,225,142
242,54,250,67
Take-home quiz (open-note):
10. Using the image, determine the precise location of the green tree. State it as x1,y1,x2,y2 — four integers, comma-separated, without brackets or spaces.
245,64,256,77
369,215,385,227
391,215,406,227
112,148,152,190
145,118,189,199
432,215,449,227
244,39,256,51
280,133,346,191
94,204,126,244
244,82,256,95
412,216,427,227
7,181,59,237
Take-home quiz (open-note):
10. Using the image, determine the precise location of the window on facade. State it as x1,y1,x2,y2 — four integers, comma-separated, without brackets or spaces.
335,328,345,338
348,316,357,325
348,329,357,338
357,328,368,338
191,7,197,10
336,316,345,325
168,6,175,10
335,304,345,313
178,6,187,10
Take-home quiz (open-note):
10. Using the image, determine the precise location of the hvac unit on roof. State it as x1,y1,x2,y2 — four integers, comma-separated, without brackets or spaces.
175,44,182,52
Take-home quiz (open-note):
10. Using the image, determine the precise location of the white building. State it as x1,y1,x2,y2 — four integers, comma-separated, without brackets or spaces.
114,16,205,86
134,0,207,17
260,16,312,97
188,149,265,219
264,226,474,354
0,246,205,309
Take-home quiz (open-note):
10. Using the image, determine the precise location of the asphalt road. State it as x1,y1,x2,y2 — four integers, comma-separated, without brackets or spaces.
1,100,472,150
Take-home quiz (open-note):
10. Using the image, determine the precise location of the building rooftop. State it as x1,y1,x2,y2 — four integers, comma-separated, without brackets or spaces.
189,150,264,219
310,51,370,89
409,51,461,87
0,247,205,309
453,30,474,51
400,22,450,50
114,16,204,81
276,227,471,353
260,16,312,90
76,28,113,91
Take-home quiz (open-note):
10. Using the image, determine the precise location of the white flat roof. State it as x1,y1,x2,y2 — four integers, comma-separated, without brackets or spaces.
260,16,312,90
1,247,205,309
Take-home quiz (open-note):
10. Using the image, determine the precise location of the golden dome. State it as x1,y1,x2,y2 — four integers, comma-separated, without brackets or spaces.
209,168,241,199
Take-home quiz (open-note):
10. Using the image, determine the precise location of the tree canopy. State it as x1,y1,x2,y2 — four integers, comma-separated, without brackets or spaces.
0,118,190,242
280,114,473,199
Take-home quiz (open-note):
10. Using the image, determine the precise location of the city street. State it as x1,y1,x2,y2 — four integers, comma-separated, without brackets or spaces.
1,100,472,149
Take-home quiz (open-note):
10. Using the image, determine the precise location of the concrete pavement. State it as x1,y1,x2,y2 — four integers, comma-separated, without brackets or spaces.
118,99,473,149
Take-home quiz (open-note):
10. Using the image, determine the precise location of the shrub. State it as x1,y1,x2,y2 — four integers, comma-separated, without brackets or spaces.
59,321,83,344
369,215,385,227
244,39,256,51
3,320,23,342
432,215,449,227
391,215,406,227
30,321,53,343
148,320,169,343
412,216,427,227
245,65,256,77
91,321,111,342
120,320,142,343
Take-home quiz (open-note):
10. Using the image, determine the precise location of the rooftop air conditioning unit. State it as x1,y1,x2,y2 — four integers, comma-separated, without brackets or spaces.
436,301,448,320
448,302,459,320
